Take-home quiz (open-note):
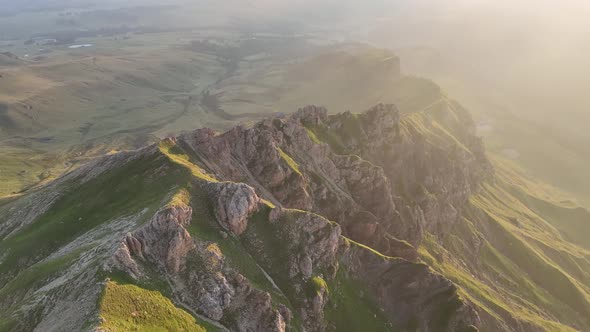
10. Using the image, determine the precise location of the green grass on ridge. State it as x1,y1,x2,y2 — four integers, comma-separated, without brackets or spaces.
0,152,190,287
277,147,303,176
98,281,210,332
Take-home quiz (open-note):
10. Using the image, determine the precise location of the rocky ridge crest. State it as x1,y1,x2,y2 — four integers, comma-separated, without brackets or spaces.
0,101,493,332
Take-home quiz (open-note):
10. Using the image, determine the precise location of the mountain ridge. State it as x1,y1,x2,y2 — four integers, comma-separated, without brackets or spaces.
1,99,589,331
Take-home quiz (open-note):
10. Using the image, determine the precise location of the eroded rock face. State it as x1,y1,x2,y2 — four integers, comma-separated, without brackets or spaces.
109,202,286,332
186,103,491,330
209,182,261,235
164,103,489,331
111,205,194,276
177,245,284,331
232,206,342,331
292,105,328,126
177,107,403,255
181,120,313,211
222,273,286,332
340,103,492,246
318,103,490,248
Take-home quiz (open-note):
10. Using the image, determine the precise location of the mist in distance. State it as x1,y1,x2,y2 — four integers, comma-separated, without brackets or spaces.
2,0,589,120
1,0,588,198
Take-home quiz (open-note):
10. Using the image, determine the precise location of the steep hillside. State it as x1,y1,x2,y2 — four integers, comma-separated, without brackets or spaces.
1,101,589,332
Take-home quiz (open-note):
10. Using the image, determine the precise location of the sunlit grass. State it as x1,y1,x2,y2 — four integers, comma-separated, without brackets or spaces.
99,281,208,332
421,174,590,331
158,139,218,182
277,147,302,176
0,153,185,287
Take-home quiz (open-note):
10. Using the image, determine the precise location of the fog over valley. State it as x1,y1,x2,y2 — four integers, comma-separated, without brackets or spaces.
1,2,589,332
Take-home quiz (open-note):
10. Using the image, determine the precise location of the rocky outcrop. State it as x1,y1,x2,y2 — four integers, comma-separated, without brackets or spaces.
176,101,491,258
345,103,491,244
110,200,286,332
163,102,490,330
239,207,341,331
178,107,399,253
180,121,313,210
112,204,194,276
292,105,329,126
294,103,484,247
175,242,286,332
208,182,260,235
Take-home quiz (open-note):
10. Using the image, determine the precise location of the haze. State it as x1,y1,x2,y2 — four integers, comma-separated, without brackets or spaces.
1,0,589,200
2,1,590,331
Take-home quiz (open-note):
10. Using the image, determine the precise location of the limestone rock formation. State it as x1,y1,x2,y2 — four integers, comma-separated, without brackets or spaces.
109,199,287,332
209,182,260,235
112,204,194,276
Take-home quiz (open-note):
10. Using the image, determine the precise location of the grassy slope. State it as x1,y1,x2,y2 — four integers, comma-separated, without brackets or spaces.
398,47,590,208
364,101,590,331
0,144,210,330
240,207,393,331
0,146,66,196
298,85,590,331
0,249,85,329
99,281,210,332
0,138,255,330
324,269,395,332
0,151,189,287
97,141,302,330
325,240,397,332
419,171,590,331
495,158,590,251
99,142,307,330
